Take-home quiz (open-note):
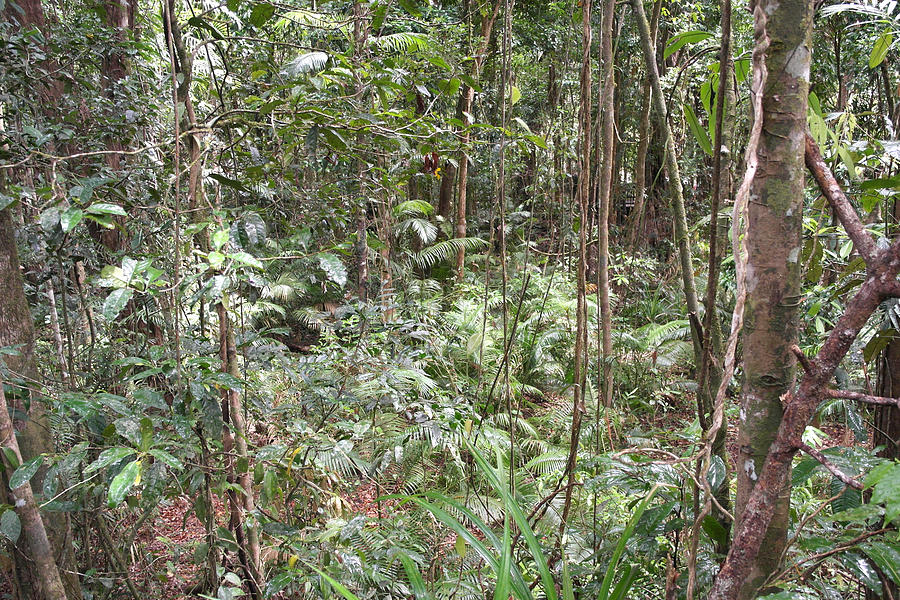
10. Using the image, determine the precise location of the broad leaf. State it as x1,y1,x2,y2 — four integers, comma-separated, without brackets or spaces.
9,456,43,490
107,460,141,507
103,288,134,321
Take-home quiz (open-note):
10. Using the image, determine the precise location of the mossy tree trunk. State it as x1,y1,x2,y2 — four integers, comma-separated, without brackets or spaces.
733,0,812,595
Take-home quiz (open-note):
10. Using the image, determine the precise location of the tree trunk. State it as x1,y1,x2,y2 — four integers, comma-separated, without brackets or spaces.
559,0,592,536
696,0,734,554
437,161,456,220
217,301,263,597
597,0,615,408
454,0,502,279
0,369,68,600
728,1,812,596
0,208,81,599
868,198,900,600
628,0,661,249
632,0,702,356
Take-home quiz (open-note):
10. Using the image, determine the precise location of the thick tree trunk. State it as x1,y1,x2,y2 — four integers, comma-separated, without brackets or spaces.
868,198,900,600
730,1,812,596
437,161,456,220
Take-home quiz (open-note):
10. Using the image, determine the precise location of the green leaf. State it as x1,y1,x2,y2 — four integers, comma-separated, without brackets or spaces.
60,208,83,232
868,460,900,525
509,85,521,106
85,447,136,474
683,103,712,156
465,440,555,600
86,203,126,216
9,456,43,490
494,517,511,600
208,251,226,268
664,31,713,60
598,485,662,599
306,564,362,600
228,252,263,270
837,145,858,179
870,29,893,69
399,553,431,599
701,514,728,548
0,510,20,543
107,460,141,507
318,253,347,286
249,2,276,27
212,228,230,250
103,288,134,321
148,449,183,471
707,455,726,492
840,552,883,595
0,193,16,212
862,541,900,586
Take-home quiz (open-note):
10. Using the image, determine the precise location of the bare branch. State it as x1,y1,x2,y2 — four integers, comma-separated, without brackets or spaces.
805,133,878,264
791,344,814,374
798,442,863,490
828,388,900,408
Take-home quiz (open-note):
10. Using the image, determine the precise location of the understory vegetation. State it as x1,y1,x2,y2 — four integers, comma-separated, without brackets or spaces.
1,0,900,598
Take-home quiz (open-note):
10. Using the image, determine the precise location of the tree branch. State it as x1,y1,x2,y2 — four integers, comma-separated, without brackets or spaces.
827,388,900,408
805,133,878,264
879,278,900,298
798,442,863,490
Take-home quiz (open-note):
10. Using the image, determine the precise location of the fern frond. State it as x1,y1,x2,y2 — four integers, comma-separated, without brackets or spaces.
413,237,489,269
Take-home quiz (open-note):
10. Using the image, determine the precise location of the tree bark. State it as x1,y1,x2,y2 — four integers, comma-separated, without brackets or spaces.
726,1,812,596
0,207,80,599
707,130,900,600
217,301,263,597
0,369,68,600
454,0,502,279
696,0,734,554
559,0,592,536
597,0,615,408
631,0,702,356
628,0,661,249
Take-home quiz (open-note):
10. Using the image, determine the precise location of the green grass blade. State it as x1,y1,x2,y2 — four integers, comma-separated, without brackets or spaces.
465,438,558,600
495,517,512,600
598,485,660,599
399,553,432,599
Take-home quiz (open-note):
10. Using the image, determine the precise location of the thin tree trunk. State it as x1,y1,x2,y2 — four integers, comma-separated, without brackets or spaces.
454,0,502,279
217,301,263,597
597,0,615,408
0,369,68,600
628,0,661,249
559,0,591,537
631,0,702,356
696,0,734,554
46,280,69,386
